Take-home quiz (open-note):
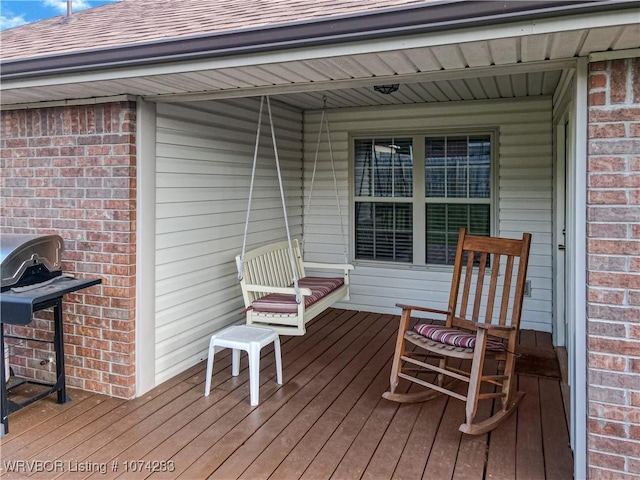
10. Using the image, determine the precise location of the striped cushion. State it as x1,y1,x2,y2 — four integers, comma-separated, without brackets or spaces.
413,324,505,351
250,277,344,313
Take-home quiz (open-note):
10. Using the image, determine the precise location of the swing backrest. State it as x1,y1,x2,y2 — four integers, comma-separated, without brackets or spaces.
236,239,306,304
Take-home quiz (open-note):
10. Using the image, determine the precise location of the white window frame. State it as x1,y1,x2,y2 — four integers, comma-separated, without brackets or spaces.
351,129,498,268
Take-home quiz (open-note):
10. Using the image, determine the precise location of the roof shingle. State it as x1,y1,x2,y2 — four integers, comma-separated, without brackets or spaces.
0,0,432,61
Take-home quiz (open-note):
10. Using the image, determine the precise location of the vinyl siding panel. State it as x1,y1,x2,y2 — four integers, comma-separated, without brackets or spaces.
155,98,303,385
302,97,554,332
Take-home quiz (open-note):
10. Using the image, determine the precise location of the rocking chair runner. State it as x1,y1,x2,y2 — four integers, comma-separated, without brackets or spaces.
382,228,532,435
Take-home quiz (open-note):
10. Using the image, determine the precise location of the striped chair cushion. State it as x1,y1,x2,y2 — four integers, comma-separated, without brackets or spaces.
413,324,505,351
250,277,344,313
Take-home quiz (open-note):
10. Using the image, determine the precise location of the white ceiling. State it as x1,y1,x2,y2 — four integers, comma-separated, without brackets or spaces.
2,21,638,109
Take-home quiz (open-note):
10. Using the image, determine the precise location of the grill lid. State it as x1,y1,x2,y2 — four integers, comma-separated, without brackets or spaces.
0,234,64,290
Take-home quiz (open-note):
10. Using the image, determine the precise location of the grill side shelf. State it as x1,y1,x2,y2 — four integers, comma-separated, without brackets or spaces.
0,277,101,325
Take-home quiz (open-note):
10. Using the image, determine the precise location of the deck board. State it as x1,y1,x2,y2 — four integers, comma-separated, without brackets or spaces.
0,309,573,480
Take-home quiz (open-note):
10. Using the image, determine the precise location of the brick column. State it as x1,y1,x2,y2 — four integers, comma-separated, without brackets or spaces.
0,101,137,398
587,58,640,478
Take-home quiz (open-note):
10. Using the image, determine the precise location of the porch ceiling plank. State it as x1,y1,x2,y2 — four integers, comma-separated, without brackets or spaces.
339,86,389,107
579,25,619,56
494,75,514,98
464,76,490,100
398,83,431,104
488,38,520,65
459,40,493,68
39,81,116,98
435,80,463,102
219,66,276,87
260,63,316,84
283,60,336,82
145,72,217,92
345,52,397,77
421,82,450,102
543,70,563,96
211,68,266,88
527,71,544,97
278,92,319,110
162,72,215,91
548,30,589,60
612,23,640,50
384,86,418,105
303,58,355,80
448,78,475,101
479,76,502,99
375,50,420,75
402,46,443,72
140,59,576,104
239,65,296,85
521,34,551,63
429,44,468,70
405,82,440,103
329,55,376,79
191,70,255,89
123,76,195,95
320,89,363,108
0,88,52,104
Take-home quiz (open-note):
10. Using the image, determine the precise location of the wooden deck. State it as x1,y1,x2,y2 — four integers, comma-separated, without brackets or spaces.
0,309,573,479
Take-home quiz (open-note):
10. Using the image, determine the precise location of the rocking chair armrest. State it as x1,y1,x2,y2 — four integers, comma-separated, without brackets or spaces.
475,322,516,332
395,303,450,316
302,261,354,272
242,284,313,297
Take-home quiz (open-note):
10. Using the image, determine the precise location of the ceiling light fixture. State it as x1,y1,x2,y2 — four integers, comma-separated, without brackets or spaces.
374,84,399,95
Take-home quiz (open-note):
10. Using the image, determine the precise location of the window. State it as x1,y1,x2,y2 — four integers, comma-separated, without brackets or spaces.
353,133,493,266
354,138,413,262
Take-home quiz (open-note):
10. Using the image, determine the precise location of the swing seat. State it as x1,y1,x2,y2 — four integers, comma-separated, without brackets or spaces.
236,239,353,336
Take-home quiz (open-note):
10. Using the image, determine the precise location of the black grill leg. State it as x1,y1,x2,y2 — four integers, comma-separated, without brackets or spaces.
1,324,8,436
53,299,68,404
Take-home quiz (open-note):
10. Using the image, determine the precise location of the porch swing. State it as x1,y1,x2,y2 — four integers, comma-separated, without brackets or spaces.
235,96,354,336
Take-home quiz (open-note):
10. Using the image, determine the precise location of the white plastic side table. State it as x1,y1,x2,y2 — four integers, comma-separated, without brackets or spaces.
204,325,282,406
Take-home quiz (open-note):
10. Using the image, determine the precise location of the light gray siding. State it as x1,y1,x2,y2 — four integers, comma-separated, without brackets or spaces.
302,97,554,332
155,98,303,384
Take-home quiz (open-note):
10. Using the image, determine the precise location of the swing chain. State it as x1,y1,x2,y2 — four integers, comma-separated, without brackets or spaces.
239,95,301,303
304,95,349,264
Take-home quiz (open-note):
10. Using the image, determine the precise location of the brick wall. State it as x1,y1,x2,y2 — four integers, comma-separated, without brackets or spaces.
587,58,640,478
0,101,137,399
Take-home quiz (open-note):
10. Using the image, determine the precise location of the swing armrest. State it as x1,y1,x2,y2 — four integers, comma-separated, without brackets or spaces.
242,284,313,297
302,262,354,272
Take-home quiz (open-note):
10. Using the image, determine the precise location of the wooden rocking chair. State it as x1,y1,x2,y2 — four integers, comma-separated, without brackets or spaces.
382,228,532,435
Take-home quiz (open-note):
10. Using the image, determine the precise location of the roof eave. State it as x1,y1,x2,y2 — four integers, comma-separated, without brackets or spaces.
1,0,638,80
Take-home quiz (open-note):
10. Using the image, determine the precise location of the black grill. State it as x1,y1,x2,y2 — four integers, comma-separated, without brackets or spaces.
0,234,101,437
